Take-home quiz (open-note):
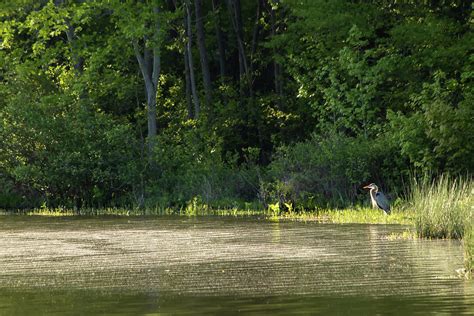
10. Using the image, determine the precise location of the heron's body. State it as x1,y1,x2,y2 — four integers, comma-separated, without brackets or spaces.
364,183,391,215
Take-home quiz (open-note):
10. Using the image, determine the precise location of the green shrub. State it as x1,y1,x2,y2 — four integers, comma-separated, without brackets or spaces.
0,175,32,209
267,132,403,209
1,94,138,208
389,70,474,175
142,129,262,209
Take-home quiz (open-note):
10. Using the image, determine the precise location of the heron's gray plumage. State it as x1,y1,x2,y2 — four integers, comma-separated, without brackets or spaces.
364,183,391,215
374,191,390,214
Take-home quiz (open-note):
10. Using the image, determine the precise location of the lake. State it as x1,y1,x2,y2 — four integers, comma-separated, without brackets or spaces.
0,216,472,315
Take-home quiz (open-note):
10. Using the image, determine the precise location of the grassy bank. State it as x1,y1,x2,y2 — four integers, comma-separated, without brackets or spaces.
2,177,471,276
410,176,473,239
2,204,412,224
276,208,413,225
409,176,473,276
1,206,266,217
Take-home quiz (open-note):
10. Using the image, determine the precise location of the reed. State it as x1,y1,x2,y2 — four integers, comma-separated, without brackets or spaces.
464,224,473,277
409,175,473,240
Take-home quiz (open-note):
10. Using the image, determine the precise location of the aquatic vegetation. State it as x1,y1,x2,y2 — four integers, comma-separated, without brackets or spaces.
386,230,418,241
313,208,412,225
196,205,408,224
407,176,473,276
17,204,268,218
271,207,412,225
5,182,472,278
409,176,473,239
7,204,414,225
464,225,473,277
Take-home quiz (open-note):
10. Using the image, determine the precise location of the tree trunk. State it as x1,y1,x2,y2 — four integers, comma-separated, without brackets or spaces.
234,0,246,83
194,0,212,107
250,0,262,72
171,0,193,118
184,47,194,119
185,0,200,118
132,6,161,154
212,0,226,79
226,0,251,96
269,0,283,108
133,42,157,147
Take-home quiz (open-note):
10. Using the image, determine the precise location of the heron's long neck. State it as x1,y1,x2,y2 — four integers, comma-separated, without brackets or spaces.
369,188,378,207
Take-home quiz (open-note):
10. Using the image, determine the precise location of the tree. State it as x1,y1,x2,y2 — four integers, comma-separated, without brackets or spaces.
267,0,283,107
123,3,163,154
1,0,473,209
212,0,227,80
226,0,251,96
194,0,212,107
184,0,201,118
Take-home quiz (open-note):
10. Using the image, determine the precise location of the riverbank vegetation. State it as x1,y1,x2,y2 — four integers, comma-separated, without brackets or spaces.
409,176,473,276
1,0,472,273
1,1,472,211
411,176,473,240
465,227,473,278
8,205,412,224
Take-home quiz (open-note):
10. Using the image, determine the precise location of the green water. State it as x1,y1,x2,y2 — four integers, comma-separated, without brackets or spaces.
0,216,472,315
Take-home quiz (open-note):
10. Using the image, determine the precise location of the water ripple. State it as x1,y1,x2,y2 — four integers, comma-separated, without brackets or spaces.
0,216,472,314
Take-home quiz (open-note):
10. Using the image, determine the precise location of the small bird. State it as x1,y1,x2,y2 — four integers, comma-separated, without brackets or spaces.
363,183,391,215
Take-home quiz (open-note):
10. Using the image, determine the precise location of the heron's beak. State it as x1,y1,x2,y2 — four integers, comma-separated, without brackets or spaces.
363,185,371,189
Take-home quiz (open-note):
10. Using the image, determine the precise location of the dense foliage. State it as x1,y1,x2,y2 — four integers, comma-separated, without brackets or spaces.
1,0,472,209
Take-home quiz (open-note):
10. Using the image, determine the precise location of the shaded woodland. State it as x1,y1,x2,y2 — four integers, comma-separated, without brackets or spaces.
0,0,472,209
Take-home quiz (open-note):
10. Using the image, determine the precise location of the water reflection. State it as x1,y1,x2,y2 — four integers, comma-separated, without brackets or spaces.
0,216,472,315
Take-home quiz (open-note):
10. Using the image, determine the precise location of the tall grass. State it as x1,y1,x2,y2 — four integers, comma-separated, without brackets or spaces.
409,176,473,276
464,225,473,276
410,176,473,239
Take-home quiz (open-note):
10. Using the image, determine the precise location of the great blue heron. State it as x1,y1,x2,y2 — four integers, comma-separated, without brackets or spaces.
363,183,391,215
